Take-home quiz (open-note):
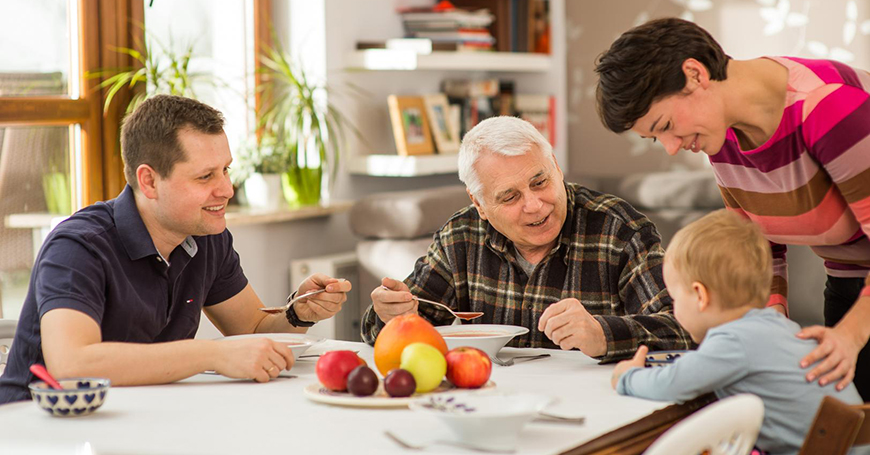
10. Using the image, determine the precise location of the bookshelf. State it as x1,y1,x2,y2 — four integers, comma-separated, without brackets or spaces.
345,49,551,72
327,0,566,179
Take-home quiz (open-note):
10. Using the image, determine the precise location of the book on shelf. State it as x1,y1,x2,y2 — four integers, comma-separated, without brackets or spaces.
449,0,550,53
399,8,494,29
412,29,495,44
356,39,494,53
399,2,495,51
442,78,500,98
440,77,553,145
515,94,555,146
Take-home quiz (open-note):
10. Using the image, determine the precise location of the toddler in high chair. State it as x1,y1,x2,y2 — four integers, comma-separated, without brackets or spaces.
611,210,863,455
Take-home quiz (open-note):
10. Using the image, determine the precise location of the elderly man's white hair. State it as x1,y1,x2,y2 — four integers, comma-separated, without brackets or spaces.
458,116,554,202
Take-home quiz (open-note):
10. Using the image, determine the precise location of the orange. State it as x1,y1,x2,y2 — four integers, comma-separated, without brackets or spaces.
373,314,448,376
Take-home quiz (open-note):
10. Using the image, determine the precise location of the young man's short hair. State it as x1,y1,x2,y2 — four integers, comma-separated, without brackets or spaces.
594,17,731,133
666,209,772,308
121,95,225,189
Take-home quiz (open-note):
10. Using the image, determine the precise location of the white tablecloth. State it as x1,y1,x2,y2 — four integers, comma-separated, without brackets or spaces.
0,340,670,455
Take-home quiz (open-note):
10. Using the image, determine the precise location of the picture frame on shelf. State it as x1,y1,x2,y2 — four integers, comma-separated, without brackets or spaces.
423,94,461,154
388,95,435,156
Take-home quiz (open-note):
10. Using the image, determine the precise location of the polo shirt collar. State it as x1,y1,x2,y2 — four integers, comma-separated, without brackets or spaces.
114,185,198,261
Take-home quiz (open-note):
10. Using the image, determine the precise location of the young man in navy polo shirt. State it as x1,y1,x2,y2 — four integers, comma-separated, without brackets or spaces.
0,95,351,404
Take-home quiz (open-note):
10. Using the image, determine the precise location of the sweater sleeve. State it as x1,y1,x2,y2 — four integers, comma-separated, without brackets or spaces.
617,330,748,402
767,242,789,312
802,83,870,292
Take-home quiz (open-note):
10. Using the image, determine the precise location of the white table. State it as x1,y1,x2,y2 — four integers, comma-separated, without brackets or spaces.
0,341,680,455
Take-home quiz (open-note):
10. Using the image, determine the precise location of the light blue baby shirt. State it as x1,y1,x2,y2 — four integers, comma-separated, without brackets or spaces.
618,308,863,455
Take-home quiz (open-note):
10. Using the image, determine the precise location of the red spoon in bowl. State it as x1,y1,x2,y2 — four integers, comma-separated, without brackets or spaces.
30,364,63,390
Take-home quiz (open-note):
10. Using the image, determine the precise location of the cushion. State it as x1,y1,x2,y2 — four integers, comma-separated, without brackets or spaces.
350,185,470,239
356,238,433,281
617,170,724,210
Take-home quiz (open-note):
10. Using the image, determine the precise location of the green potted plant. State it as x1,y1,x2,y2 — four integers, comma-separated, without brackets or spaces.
89,31,213,115
256,42,352,208
231,134,291,210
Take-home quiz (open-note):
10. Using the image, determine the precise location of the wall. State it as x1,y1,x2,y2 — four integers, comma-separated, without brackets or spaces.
566,0,870,177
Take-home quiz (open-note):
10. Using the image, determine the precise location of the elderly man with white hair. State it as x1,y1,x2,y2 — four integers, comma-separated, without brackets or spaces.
361,116,691,361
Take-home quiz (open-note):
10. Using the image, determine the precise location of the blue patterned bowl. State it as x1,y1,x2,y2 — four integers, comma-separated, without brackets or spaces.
29,378,110,417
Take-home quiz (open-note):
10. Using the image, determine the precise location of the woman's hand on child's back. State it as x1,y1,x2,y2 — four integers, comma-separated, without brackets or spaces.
797,325,861,391
611,346,649,389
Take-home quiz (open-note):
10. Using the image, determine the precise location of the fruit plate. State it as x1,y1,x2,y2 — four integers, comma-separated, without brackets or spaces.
303,380,496,408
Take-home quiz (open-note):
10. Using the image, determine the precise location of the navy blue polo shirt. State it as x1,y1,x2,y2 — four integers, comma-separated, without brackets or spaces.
0,185,248,404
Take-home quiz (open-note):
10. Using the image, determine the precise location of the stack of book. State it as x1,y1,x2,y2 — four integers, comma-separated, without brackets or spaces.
451,0,550,53
400,3,495,52
442,78,555,145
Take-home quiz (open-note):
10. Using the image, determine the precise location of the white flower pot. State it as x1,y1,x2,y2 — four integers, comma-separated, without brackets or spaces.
243,173,284,210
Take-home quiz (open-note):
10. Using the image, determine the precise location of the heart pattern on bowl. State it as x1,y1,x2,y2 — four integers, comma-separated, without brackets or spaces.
29,378,110,417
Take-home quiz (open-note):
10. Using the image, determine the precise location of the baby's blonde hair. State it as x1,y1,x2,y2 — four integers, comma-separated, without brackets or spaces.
665,209,772,308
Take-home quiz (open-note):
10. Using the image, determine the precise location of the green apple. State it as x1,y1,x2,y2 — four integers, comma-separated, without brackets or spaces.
400,342,447,393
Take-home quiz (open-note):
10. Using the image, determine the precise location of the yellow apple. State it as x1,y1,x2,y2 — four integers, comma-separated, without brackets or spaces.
400,342,447,393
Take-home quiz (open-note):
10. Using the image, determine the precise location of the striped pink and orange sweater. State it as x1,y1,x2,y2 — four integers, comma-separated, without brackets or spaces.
711,56,870,312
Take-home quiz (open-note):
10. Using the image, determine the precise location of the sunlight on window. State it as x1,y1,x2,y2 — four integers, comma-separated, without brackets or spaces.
144,0,252,152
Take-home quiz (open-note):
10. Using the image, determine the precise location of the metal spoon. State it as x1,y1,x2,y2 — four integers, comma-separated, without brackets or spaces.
490,353,551,367
259,288,328,314
298,350,359,360
413,296,484,321
378,286,484,321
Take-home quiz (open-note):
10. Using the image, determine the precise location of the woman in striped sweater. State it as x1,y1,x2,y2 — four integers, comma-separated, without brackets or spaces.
594,17,870,400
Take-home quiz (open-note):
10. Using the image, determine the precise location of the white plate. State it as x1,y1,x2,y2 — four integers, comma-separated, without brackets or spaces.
435,324,529,358
217,333,324,360
303,380,496,409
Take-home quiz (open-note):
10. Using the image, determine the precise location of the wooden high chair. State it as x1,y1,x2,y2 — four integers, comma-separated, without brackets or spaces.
799,396,870,455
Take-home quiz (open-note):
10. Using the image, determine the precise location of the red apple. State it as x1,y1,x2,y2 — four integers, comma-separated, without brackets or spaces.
316,350,367,391
445,347,492,388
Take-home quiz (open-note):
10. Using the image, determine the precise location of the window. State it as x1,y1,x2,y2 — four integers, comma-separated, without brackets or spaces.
0,0,270,318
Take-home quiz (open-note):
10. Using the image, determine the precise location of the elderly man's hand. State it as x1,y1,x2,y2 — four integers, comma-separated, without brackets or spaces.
538,298,606,357
292,274,351,323
611,346,648,389
372,277,419,324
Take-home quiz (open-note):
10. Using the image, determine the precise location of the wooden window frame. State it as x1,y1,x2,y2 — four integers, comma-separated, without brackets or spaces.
0,0,143,205
0,0,270,206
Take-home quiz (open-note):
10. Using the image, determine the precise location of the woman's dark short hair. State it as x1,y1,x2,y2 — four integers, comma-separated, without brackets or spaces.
121,94,225,190
594,18,731,133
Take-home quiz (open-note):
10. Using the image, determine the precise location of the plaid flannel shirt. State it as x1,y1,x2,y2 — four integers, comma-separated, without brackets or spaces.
361,183,694,362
